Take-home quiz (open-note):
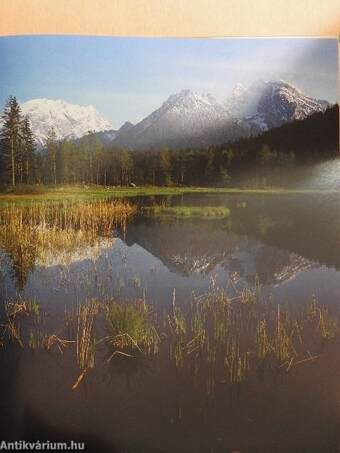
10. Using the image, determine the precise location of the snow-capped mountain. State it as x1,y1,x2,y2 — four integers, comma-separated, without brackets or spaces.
113,89,242,149
21,99,113,147
225,80,329,132
19,81,330,150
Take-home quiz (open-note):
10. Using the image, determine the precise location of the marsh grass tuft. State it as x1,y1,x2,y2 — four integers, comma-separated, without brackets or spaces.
145,205,230,220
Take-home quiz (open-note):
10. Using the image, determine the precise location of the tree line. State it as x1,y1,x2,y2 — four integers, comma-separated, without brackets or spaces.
0,96,338,189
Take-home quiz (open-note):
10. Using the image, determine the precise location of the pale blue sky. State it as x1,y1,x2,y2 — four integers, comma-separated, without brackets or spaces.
0,36,338,129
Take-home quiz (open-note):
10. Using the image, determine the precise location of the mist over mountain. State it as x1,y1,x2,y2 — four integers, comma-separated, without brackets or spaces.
225,80,329,132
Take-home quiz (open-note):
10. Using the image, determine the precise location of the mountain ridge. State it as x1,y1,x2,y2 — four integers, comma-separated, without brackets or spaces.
18,80,330,149
111,80,330,149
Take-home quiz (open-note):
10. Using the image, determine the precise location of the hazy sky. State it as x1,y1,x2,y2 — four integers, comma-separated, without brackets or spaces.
0,36,338,129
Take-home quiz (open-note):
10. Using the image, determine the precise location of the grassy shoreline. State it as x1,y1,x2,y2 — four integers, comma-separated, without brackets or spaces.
0,185,338,203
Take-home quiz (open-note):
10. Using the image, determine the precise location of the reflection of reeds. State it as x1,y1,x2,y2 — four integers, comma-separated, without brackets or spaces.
0,200,136,288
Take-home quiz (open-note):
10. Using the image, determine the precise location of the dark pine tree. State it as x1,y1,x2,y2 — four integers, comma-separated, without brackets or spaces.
0,96,23,186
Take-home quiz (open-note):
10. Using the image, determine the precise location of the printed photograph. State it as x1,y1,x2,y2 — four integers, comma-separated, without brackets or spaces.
0,35,339,453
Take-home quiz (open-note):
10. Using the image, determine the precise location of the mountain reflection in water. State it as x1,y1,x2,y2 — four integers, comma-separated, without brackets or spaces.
2,193,340,306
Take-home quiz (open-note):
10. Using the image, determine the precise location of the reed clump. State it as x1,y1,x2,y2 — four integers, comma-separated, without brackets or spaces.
103,299,160,360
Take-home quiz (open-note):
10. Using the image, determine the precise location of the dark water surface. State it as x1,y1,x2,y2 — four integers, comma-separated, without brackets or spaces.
1,193,340,453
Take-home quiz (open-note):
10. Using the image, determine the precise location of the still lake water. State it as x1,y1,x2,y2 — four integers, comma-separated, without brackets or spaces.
1,193,340,453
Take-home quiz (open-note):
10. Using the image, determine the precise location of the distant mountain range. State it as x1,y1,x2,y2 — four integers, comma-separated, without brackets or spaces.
20,80,330,149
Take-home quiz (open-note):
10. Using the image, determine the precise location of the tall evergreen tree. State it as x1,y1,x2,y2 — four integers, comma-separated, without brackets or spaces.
0,96,23,186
